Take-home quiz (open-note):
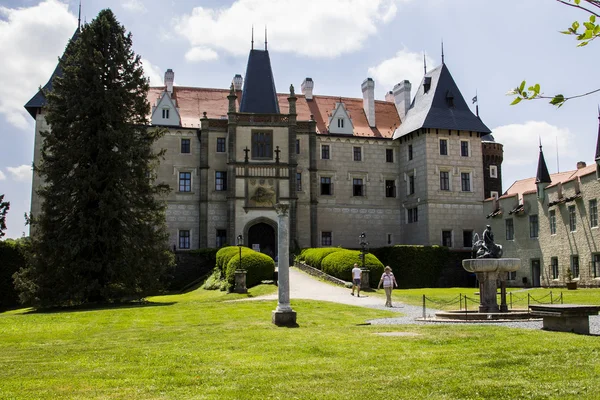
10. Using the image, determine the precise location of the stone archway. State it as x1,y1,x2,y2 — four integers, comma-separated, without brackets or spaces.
247,220,277,259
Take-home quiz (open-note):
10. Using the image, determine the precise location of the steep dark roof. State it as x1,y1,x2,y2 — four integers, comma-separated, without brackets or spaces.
595,113,600,161
393,63,491,139
239,49,280,114
24,29,79,119
536,145,552,184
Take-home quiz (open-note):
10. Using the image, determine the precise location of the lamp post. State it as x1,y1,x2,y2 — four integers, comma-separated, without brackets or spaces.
234,234,247,294
358,232,370,290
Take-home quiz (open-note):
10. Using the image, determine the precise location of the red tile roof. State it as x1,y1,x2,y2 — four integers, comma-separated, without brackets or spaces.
505,164,596,200
148,86,401,138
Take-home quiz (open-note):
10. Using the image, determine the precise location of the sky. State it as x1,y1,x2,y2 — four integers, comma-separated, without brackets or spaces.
1,0,599,239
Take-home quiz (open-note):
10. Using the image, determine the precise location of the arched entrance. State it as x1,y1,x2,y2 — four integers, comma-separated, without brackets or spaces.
247,222,276,259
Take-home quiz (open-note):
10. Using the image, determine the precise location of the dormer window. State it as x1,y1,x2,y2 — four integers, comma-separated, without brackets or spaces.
162,108,170,119
446,91,454,108
423,77,431,93
338,118,344,128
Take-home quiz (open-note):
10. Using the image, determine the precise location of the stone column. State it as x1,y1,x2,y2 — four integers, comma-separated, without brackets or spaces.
272,203,297,326
477,271,500,313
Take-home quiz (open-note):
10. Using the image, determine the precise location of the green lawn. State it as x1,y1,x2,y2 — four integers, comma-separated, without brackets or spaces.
1,285,600,399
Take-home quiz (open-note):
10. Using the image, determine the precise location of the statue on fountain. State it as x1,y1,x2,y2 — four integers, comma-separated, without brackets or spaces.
472,225,503,259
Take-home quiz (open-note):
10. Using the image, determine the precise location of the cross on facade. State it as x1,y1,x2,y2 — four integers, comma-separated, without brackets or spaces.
244,146,250,163
275,146,280,163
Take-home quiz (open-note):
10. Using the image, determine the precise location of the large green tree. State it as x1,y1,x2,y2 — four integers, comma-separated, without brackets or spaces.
15,9,173,307
0,194,9,239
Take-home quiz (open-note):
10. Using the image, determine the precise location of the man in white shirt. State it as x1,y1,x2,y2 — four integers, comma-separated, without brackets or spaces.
351,263,362,297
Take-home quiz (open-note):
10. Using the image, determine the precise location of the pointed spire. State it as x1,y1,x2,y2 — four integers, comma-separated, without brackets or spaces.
78,1,81,30
423,52,427,75
595,105,600,161
441,40,445,64
265,26,268,50
536,142,552,184
251,25,254,50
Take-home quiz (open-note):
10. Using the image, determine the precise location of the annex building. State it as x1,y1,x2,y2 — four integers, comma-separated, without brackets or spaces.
25,35,502,255
484,122,600,288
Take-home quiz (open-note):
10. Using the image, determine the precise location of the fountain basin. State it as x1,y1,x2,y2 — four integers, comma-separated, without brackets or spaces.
462,258,521,273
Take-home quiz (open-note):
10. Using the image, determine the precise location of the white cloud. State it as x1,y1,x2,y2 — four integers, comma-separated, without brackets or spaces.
368,48,434,95
173,0,409,59
0,0,77,130
122,0,147,13
7,164,32,182
0,170,6,181
185,47,219,63
141,58,163,86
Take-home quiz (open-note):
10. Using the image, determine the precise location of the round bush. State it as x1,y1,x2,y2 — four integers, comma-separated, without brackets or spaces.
321,250,384,287
301,247,344,270
216,246,248,275
226,250,275,289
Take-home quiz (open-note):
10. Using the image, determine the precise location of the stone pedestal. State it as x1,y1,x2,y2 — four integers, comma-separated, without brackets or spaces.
234,270,247,294
273,203,296,326
360,270,370,290
463,258,520,314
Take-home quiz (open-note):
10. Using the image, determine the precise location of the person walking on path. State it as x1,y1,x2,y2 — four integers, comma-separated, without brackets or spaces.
378,266,398,307
351,263,362,297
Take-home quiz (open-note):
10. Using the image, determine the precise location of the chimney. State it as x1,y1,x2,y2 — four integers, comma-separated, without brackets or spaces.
233,74,243,91
393,80,411,122
577,161,587,169
301,77,314,100
385,91,394,103
164,69,174,95
361,78,375,127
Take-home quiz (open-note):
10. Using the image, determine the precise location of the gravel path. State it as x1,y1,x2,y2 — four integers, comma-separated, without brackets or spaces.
250,267,600,334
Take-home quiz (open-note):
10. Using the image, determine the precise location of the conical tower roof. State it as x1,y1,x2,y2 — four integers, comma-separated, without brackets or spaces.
239,49,280,114
536,145,552,184
24,29,80,119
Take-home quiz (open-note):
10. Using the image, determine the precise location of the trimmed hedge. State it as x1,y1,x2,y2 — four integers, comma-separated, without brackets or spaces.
216,246,251,276
321,250,384,287
299,247,344,270
170,248,218,291
370,245,469,288
225,250,275,289
0,238,30,310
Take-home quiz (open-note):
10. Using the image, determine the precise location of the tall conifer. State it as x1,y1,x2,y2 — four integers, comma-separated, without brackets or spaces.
16,9,173,307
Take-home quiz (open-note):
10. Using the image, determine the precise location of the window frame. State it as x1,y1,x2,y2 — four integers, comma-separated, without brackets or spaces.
439,138,448,156
440,170,450,191
593,253,600,278
352,178,364,197
568,205,577,232
407,145,413,161
162,108,170,119
178,229,191,249
460,140,470,157
321,231,333,246
215,171,227,191
571,255,580,278
385,179,396,198
505,218,514,240
353,146,362,162
529,215,539,238
551,257,559,280
296,172,302,192
386,148,394,163
407,207,418,223
463,230,473,248
590,199,598,228
179,171,192,192
441,230,452,247
490,165,498,178
216,137,226,153
549,209,556,235
460,172,471,192
216,229,227,248
320,176,333,196
181,138,191,154
321,144,331,160
251,130,273,160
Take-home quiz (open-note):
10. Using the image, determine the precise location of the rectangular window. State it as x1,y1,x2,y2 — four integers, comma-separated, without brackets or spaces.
216,137,226,153
460,140,469,157
463,230,473,247
353,178,364,196
442,230,452,247
490,165,498,178
320,177,332,195
549,210,556,235
440,171,450,191
407,145,413,161
408,174,415,195
181,138,191,154
162,108,170,119
296,139,300,154
337,118,344,128
590,199,598,228
296,172,302,192
529,215,539,238
440,139,448,156
568,205,576,232
508,271,517,281
215,171,227,191
407,207,418,223
179,230,190,249
179,172,191,192
551,257,559,280
252,131,273,159
385,180,396,198
386,148,394,163
461,172,471,192
571,255,580,278
321,144,330,160
506,218,514,240
594,254,600,278
321,231,332,246
216,229,227,248
353,146,362,161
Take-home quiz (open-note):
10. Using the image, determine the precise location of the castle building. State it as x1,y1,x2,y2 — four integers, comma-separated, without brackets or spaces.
25,35,499,254
483,118,600,288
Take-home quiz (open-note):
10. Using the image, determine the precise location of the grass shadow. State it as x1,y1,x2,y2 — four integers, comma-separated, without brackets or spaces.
22,300,177,315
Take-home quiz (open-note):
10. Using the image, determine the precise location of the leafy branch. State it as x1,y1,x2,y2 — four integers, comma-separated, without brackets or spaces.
510,0,600,107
